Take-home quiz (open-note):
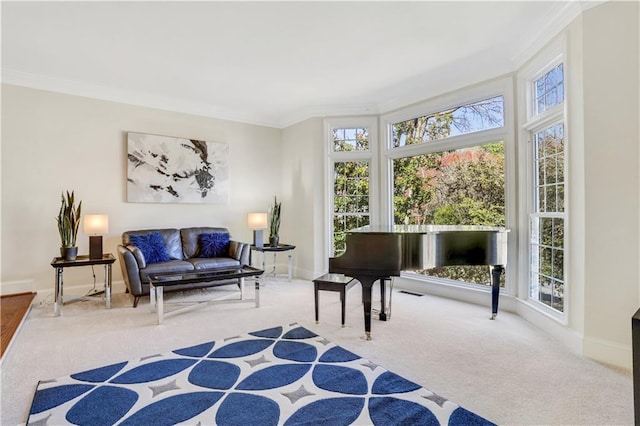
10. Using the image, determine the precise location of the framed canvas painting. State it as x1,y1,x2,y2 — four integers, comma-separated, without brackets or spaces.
126,132,229,204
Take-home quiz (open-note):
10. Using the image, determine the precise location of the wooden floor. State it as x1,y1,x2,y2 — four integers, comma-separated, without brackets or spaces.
1,292,36,358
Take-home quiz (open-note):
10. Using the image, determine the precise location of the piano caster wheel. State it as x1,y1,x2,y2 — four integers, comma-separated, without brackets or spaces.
490,313,497,320
365,332,372,340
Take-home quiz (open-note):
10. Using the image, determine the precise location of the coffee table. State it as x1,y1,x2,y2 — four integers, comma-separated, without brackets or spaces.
148,266,264,324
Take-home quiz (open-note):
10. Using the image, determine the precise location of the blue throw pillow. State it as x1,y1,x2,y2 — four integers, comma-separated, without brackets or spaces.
129,232,171,264
198,232,230,257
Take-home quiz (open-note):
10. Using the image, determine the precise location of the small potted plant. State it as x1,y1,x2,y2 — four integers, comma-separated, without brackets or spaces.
56,191,82,260
269,196,281,247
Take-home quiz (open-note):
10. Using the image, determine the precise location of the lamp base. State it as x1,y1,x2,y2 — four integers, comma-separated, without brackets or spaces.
253,229,264,248
89,235,103,259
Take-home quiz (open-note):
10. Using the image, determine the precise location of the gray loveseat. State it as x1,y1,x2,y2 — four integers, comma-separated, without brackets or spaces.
117,227,250,307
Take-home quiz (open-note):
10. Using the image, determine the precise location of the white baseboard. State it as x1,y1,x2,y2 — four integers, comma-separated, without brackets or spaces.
583,335,633,371
515,299,584,353
0,280,36,296
392,276,632,371
392,275,519,314
31,280,128,304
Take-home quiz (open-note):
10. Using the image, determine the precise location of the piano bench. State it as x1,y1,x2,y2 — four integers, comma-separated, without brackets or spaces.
313,273,357,327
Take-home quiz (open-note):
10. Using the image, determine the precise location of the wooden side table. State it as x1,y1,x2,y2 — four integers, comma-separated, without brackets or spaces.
50,253,116,316
250,244,295,281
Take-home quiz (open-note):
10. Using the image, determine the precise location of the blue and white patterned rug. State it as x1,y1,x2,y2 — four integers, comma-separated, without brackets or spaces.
27,323,494,425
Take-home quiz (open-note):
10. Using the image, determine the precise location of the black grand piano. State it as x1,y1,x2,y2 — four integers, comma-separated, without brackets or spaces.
329,225,509,339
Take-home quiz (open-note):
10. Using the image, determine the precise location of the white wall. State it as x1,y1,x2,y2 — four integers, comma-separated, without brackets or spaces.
280,117,324,279
581,1,640,364
1,85,282,295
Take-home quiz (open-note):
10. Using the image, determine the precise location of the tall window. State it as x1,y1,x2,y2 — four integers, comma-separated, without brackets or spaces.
326,121,376,257
526,64,566,313
385,92,508,286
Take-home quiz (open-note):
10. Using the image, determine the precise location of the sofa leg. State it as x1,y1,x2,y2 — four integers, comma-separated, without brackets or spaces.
133,296,140,308
125,288,130,294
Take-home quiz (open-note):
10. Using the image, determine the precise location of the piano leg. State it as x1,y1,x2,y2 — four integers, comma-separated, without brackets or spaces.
360,277,377,340
490,265,504,320
379,279,388,321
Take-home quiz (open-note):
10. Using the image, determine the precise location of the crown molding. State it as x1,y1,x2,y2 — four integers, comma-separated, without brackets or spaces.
277,103,380,128
511,0,606,70
2,0,604,130
1,69,284,128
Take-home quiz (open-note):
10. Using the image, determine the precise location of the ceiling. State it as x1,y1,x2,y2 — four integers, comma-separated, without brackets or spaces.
1,1,593,128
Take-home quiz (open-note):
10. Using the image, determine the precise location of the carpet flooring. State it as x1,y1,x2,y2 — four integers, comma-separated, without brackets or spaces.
1,279,634,424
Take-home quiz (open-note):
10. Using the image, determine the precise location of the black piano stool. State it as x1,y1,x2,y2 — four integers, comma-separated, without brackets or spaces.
313,274,356,327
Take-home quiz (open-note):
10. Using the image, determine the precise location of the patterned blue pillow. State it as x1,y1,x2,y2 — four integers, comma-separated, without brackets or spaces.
198,232,230,257
129,232,171,264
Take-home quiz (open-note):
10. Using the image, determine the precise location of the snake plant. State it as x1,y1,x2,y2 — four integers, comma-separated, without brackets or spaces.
269,196,281,239
56,191,82,248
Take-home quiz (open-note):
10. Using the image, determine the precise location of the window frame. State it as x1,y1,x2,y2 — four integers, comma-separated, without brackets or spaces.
324,117,379,263
379,77,516,293
517,35,569,323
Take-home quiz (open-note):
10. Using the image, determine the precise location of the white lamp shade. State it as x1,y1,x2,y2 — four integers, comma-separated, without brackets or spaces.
83,215,109,235
247,212,268,229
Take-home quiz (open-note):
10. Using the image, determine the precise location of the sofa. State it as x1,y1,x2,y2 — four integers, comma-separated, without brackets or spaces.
117,227,250,307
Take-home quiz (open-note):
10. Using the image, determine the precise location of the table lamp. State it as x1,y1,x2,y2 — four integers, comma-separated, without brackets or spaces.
247,212,268,248
84,214,109,259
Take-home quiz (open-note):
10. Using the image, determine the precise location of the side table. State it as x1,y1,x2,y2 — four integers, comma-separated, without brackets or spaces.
250,244,295,281
50,253,116,316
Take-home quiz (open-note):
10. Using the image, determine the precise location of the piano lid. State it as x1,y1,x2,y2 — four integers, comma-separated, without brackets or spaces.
350,224,509,234
331,224,509,271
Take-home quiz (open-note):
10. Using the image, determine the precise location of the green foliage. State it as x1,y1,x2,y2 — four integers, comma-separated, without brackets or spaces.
389,109,506,285
56,191,82,248
269,196,281,238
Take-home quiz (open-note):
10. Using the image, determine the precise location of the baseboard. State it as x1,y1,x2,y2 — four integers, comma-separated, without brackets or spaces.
583,335,632,371
32,280,128,304
392,275,519,315
0,280,36,296
392,277,631,370
515,299,584,353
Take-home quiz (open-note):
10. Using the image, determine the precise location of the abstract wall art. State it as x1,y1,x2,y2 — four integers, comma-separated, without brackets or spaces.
126,132,229,204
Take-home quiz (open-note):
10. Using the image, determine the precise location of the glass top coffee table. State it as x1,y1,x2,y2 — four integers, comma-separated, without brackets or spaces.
149,266,264,324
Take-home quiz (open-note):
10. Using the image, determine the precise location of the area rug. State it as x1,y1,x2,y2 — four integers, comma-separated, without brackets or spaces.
27,323,494,425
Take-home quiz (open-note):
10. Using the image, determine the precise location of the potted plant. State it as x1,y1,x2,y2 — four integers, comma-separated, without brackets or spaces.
56,191,82,260
268,196,281,247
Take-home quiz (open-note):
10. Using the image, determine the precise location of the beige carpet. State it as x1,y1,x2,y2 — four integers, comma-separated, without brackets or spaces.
0,279,634,425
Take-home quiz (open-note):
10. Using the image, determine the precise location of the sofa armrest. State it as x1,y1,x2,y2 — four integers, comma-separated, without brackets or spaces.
126,244,146,269
117,245,144,297
229,240,250,265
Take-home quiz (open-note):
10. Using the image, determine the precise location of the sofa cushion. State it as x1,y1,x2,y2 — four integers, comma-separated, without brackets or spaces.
198,232,230,257
129,232,171,264
181,227,230,258
139,260,195,283
188,257,240,270
123,229,183,260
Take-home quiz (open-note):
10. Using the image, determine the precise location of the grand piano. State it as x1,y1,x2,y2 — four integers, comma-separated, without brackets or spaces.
329,225,509,339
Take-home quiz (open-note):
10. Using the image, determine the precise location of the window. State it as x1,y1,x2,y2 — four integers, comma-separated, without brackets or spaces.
333,160,370,255
392,142,505,285
526,64,567,313
535,64,564,115
383,87,511,287
326,120,377,257
393,95,504,147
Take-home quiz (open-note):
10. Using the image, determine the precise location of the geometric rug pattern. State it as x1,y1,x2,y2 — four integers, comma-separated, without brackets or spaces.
27,323,495,425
